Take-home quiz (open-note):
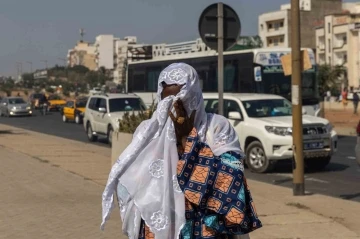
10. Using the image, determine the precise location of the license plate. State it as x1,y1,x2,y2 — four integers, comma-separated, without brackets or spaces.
304,142,323,150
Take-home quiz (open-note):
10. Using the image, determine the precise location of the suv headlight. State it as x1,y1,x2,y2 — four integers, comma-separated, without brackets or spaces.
265,126,292,136
325,123,333,133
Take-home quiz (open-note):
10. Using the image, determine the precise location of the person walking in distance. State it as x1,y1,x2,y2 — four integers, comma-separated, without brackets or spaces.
353,91,359,115
342,87,348,110
101,63,262,238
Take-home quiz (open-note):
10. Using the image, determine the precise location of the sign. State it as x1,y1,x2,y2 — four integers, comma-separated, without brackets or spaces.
280,50,312,76
254,66,262,81
33,70,48,79
198,3,241,51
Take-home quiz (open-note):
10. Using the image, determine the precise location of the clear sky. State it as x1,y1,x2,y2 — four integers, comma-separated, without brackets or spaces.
0,0,358,76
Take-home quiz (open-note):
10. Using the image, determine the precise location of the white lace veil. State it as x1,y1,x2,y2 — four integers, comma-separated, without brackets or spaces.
101,63,243,238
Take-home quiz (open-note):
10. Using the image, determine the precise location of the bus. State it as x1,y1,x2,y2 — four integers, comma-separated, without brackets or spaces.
127,47,320,116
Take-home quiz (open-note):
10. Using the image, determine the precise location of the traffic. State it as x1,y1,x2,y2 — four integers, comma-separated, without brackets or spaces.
0,90,338,174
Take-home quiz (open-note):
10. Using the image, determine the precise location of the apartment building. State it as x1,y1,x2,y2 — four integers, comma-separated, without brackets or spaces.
259,0,342,49
316,12,360,88
67,41,96,70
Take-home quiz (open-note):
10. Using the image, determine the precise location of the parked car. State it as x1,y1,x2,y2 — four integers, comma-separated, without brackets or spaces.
83,93,146,146
61,97,88,124
29,93,47,109
47,94,66,111
0,97,32,117
203,93,338,173
355,120,360,167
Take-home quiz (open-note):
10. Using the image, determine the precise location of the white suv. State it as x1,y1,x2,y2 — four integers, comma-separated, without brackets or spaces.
203,93,338,173
83,93,146,146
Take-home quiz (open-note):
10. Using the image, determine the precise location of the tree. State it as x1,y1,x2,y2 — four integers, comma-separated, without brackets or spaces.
317,64,346,96
22,73,35,89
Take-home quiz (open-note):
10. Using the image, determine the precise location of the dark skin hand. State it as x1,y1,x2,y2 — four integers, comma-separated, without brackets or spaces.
161,82,196,153
169,100,196,153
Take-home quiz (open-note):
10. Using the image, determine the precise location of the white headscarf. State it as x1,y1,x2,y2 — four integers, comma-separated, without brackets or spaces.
101,63,243,238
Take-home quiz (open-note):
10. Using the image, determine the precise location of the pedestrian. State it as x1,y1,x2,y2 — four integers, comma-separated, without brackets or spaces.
342,87,348,110
101,63,262,238
353,91,359,114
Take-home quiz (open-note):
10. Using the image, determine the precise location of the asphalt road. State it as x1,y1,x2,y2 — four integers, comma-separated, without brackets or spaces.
1,110,360,202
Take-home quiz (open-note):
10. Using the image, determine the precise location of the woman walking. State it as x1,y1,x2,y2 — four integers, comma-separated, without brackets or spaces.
101,63,262,238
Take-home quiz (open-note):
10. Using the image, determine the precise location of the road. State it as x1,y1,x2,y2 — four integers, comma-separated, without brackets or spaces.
1,111,360,202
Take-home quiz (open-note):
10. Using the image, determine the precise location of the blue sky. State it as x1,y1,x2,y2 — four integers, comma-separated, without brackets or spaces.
0,0,358,76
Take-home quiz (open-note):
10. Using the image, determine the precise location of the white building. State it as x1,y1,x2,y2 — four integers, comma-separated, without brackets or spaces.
258,0,342,49
315,13,360,88
95,35,115,70
67,41,97,70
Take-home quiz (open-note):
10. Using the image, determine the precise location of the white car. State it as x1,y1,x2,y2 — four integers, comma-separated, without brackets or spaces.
203,93,338,173
83,93,147,146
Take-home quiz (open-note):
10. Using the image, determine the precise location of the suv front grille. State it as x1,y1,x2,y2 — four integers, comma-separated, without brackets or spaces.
303,125,327,135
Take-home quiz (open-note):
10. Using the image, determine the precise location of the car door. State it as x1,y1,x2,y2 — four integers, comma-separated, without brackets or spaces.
91,97,105,133
204,97,246,149
95,98,108,134
64,101,75,120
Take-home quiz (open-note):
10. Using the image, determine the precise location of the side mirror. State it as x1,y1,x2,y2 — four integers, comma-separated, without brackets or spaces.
99,107,107,113
228,111,242,120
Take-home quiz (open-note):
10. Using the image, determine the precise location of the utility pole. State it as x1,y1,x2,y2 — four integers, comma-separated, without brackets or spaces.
16,62,23,81
41,60,48,69
217,2,224,116
26,61,32,73
291,0,305,196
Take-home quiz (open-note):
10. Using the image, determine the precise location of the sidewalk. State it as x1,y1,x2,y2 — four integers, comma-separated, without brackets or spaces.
1,124,360,239
324,107,358,136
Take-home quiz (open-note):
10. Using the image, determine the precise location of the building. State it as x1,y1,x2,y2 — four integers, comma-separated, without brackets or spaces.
67,41,96,70
95,35,115,70
258,0,342,49
315,11,360,88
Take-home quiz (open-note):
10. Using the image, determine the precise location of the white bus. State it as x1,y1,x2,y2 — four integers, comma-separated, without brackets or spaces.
127,47,320,116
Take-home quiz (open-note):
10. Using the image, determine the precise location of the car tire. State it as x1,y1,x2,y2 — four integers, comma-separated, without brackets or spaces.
86,123,98,142
305,156,331,171
62,114,67,123
75,114,81,124
245,141,274,173
107,125,114,147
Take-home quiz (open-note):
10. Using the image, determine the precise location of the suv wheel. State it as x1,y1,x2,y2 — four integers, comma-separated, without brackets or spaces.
245,141,274,173
305,156,331,171
86,123,98,142
107,125,114,146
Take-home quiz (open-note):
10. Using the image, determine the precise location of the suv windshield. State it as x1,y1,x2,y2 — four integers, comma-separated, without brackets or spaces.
109,98,146,112
9,98,25,104
76,101,87,108
242,99,292,118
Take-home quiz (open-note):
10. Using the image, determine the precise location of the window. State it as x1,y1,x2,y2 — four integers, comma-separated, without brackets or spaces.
343,35,347,44
66,101,74,108
328,39,331,53
8,98,25,104
274,39,279,46
88,97,99,110
108,98,146,112
343,54,347,62
274,23,279,30
99,98,107,109
268,23,273,29
75,101,86,108
242,99,292,118
328,22,331,33
328,56,331,65
269,39,273,44
280,37,284,43
280,22,284,27
203,99,243,118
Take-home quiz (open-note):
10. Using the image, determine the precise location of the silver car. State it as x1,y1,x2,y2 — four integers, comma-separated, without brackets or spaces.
0,97,32,117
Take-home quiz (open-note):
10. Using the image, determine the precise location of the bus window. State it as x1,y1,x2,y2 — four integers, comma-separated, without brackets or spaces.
147,68,161,92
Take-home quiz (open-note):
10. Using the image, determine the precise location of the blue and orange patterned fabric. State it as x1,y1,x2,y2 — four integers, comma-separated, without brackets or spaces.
138,128,262,239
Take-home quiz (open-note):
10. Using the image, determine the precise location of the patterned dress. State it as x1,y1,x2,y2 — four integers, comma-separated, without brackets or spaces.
138,128,262,238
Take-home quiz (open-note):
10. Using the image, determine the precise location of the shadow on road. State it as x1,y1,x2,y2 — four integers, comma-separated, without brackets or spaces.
339,192,360,200
0,129,28,135
269,161,349,174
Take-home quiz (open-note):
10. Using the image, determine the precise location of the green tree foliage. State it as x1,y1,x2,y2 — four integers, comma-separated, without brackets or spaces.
317,64,346,96
118,102,157,133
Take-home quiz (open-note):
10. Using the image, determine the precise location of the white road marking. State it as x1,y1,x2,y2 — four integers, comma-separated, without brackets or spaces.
347,156,356,160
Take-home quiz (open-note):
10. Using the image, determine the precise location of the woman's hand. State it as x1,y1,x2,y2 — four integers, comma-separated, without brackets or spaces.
168,100,196,149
